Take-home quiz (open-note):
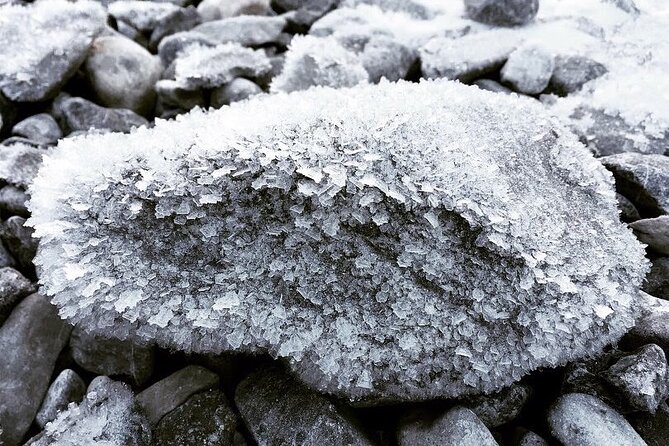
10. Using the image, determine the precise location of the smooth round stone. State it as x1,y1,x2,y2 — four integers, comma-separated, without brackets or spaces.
210,78,263,108
35,369,87,428
398,406,498,446
501,44,555,95
11,114,62,145
465,0,539,27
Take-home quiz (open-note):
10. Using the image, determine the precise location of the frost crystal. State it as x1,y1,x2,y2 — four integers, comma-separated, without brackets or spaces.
29,80,647,402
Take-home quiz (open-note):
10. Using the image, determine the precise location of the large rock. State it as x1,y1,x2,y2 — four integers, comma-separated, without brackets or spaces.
397,406,498,446
601,153,669,215
464,0,539,27
28,80,648,403
0,294,71,446
235,367,371,445
630,217,669,256
0,185,30,218
0,266,35,325
0,1,106,102
549,393,646,446
85,35,163,115
29,376,152,446
56,96,149,134
35,369,87,428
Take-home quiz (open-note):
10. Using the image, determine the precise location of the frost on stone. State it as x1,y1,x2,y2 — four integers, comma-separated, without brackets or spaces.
29,80,648,403
108,1,180,32
271,35,368,93
0,144,45,189
32,377,151,446
0,0,106,102
173,43,271,90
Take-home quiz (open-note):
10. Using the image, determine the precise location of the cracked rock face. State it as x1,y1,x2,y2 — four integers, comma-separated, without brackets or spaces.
28,80,647,403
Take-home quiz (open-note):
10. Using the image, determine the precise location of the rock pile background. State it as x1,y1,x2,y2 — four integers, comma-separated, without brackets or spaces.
0,0,668,445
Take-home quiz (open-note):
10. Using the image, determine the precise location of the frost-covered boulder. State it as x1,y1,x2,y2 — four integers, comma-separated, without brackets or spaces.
0,1,106,102
29,80,647,403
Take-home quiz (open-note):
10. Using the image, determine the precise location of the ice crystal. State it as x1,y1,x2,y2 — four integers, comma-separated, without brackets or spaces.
29,80,647,402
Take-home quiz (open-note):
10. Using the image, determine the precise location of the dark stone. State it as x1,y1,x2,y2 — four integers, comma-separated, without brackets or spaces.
69,325,155,386
0,242,15,269
603,344,669,413
235,367,372,445
0,143,45,188
361,36,416,83
0,293,71,446
150,6,203,50
465,383,532,427
501,44,555,95
154,389,240,445
56,96,149,134
35,369,87,428
473,79,514,94
158,31,216,67
155,80,206,110
630,216,669,256
601,153,669,215
0,185,30,217
518,430,549,445
397,406,498,446
644,257,669,299
210,78,263,108
629,401,669,446
11,114,62,145
549,55,607,96
0,216,37,271
464,0,539,27
0,266,35,325
617,193,640,222
137,365,219,425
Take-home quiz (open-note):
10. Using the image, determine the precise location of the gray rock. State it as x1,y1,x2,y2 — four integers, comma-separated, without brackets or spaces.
398,406,499,446
644,257,669,299
617,193,641,223
197,0,271,21
571,107,669,156
86,36,164,115
605,0,640,14
549,55,607,96
235,367,372,445
518,430,549,445
361,36,416,83
548,393,646,446
601,153,669,215
466,384,532,427
190,15,286,47
69,325,155,386
501,44,555,95
629,401,669,446
628,307,669,353
0,2,106,102
0,293,71,446
604,344,669,413
137,365,219,425
473,79,514,94
35,369,87,428
0,266,34,325
0,143,45,188
0,185,29,217
0,216,37,270
273,0,338,16
464,0,539,27
154,389,240,446
108,1,181,32
630,217,669,256
57,97,149,134
155,80,206,110
210,78,263,108
30,377,152,446
420,30,521,82
342,0,435,19
150,6,203,50
11,114,62,145
0,242,15,269
157,31,216,66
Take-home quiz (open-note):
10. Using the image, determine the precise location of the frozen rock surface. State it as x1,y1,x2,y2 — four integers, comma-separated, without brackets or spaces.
35,369,86,428
11,114,62,146
0,0,106,102
501,44,554,94
398,406,498,446
56,97,149,134
0,143,45,188
28,80,647,402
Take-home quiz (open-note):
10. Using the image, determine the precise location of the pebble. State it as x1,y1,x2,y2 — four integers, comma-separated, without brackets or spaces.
466,384,532,427
420,30,521,82
0,185,29,217
0,143,45,189
85,35,164,115
137,365,220,425
190,15,287,47
149,6,203,50
0,266,34,325
210,78,263,108
360,36,416,83
644,257,669,299
197,0,271,21
0,216,37,271
464,0,539,27
617,193,641,222
35,369,87,428
549,55,607,96
69,325,155,386
600,153,669,215
11,114,62,145
630,216,669,255
501,44,555,95
548,393,647,446
398,406,499,446
153,389,241,446
604,344,669,413
0,294,71,446
56,96,149,134
235,367,372,445
155,79,207,110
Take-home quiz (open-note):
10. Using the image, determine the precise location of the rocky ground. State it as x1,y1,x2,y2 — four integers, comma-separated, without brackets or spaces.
0,0,668,445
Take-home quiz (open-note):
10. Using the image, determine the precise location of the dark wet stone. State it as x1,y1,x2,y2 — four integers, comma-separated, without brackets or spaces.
0,185,29,217
0,266,35,325
0,216,37,270
617,193,641,223
644,257,669,299
35,369,87,428
466,384,532,427
56,96,149,134
464,0,539,27
630,216,669,256
549,55,607,96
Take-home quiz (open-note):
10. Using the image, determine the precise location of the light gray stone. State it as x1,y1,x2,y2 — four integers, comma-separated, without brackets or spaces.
501,44,555,95
398,406,499,446
630,216,669,256
11,114,62,145
35,369,87,428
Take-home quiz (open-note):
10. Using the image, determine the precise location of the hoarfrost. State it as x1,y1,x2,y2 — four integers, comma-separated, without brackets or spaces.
29,80,647,403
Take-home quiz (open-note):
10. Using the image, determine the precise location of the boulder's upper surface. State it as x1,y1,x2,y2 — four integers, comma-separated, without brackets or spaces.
28,79,647,403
